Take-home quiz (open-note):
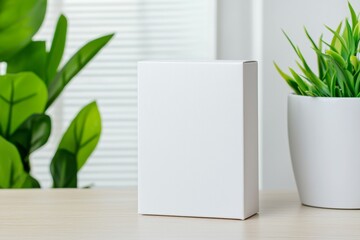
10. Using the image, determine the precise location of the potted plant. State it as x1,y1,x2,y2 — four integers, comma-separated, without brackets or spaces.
275,2,360,208
0,0,114,188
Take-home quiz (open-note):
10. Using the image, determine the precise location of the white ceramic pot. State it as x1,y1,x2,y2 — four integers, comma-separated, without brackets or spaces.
288,94,360,209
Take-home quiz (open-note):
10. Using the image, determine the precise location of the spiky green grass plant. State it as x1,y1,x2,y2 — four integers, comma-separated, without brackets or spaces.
275,2,360,97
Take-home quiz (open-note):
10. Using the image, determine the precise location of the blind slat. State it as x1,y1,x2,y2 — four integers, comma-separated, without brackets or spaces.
31,0,216,187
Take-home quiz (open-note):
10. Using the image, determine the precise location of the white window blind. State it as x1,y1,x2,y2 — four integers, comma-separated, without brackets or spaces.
32,0,216,187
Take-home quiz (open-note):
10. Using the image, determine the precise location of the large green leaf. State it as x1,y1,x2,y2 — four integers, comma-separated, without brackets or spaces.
47,34,114,108
50,149,77,188
0,136,39,188
51,102,101,188
58,101,101,171
0,0,47,61
6,41,47,81
46,14,68,84
0,73,48,137
9,114,51,172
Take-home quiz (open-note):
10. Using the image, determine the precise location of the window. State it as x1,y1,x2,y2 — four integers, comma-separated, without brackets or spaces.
32,0,216,187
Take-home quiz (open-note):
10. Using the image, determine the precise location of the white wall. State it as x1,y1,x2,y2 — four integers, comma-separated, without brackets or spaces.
218,0,360,189
217,0,253,59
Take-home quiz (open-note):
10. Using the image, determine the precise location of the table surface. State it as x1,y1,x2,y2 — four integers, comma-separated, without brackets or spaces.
0,189,359,240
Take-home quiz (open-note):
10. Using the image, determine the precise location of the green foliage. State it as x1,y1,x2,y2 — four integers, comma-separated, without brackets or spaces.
51,102,101,187
9,114,51,172
275,2,360,97
0,0,114,188
6,41,47,80
0,0,47,61
47,34,114,108
0,136,40,188
0,73,48,137
46,14,67,83
50,149,77,188
57,102,101,171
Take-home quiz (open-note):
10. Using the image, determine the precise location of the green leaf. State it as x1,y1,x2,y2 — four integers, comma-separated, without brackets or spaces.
321,39,338,52
50,149,77,188
58,101,101,171
331,59,354,96
0,136,22,188
282,30,298,54
348,2,358,30
273,62,301,95
27,115,51,153
22,175,41,188
12,174,41,188
9,114,51,172
51,102,101,188
304,29,327,79
296,61,330,96
304,27,318,49
330,22,344,53
346,69,355,94
0,0,47,61
355,73,360,93
46,14,68,84
0,136,38,188
336,86,343,97
350,55,358,70
47,34,114,108
329,73,337,97
295,46,329,95
344,20,356,55
289,68,310,93
318,36,329,80
0,73,48,137
6,41,47,81
326,49,347,68
326,24,349,55
354,22,360,42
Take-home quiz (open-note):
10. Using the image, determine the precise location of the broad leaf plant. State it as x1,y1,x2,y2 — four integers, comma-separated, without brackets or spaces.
0,0,114,188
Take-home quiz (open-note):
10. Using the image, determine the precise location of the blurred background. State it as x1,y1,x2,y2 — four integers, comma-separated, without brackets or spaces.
32,0,360,189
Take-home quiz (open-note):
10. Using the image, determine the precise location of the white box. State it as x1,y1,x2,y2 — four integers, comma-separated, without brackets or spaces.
138,60,258,220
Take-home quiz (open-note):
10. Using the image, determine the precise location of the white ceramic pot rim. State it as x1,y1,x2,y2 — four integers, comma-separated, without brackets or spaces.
289,93,360,102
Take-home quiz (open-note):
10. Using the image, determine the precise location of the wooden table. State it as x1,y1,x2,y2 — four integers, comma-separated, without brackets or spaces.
0,189,359,239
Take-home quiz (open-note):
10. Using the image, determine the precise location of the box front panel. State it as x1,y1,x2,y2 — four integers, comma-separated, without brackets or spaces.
138,62,245,219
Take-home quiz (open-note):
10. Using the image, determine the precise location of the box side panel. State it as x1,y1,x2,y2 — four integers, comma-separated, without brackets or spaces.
243,62,259,218
137,62,145,213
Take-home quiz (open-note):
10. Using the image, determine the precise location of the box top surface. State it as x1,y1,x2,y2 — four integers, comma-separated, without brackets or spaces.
138,60,257,65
